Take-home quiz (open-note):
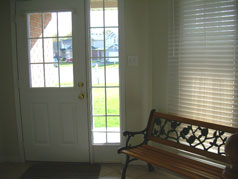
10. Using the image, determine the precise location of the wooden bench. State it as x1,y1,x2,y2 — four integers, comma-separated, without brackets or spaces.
118,109,238,179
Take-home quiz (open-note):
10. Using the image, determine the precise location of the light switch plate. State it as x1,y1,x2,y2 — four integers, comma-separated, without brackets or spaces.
128,56,138,67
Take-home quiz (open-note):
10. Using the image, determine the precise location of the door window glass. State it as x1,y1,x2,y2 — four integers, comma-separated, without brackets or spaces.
28,12,73,88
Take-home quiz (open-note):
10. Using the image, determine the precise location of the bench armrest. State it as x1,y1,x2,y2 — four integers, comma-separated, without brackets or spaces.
123,130,146,137
118,129,147,153
118,110,156,153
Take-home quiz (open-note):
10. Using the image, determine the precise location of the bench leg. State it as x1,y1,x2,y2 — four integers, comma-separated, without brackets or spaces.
121,155,130,179
147,163,155,172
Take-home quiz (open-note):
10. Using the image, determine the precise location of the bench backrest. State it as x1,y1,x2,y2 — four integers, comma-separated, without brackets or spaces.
146,110,238,163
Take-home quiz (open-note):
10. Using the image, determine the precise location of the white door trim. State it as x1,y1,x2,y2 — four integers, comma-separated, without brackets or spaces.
84,0,93,163
118,0,126,153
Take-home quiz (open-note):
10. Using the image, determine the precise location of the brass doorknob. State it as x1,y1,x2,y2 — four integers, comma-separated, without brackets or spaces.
78,93,85,99
78,82,84,87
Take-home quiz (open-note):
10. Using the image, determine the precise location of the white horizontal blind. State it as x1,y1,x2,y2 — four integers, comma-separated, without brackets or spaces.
168,0,238,127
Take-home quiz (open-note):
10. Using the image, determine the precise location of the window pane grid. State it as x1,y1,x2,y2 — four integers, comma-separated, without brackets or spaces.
56,14,61,87
92,86,119,88
90,26,118,29
103,0,108,143
29,62,59,65
90,0,120,144
93,115,120,117
28,12,73,88
92,131,120,133
29,36,72,40
89,55,119,58
41,13,46,87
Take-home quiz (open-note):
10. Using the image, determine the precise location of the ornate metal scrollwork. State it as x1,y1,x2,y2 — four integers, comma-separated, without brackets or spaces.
152,117,231,155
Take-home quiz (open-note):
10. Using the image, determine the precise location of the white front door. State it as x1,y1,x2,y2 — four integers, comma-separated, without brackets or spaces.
16,0,89,162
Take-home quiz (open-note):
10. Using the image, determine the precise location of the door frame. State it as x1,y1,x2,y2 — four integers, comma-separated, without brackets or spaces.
10,0,125,163
10,0,25,162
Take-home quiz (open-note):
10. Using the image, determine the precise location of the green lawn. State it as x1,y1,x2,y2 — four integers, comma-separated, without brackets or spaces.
94,116,120,128
92,87,120,128
92,88,120,115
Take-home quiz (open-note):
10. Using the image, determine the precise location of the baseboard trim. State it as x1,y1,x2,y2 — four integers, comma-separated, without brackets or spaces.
0,155,23,163
0,156,4,163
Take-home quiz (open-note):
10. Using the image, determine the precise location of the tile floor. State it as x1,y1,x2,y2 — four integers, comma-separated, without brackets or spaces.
0,162,184,179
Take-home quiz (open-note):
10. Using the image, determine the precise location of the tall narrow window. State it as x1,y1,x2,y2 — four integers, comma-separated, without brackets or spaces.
168,0,238,127
90,0,120,144
28,12,73,88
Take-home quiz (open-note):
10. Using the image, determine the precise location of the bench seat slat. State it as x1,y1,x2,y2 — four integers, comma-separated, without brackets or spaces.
142,145,223,175
142,145,224,173
121,145,223,179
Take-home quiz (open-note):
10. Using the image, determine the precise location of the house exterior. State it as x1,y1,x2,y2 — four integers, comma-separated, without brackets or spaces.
91,30,119,62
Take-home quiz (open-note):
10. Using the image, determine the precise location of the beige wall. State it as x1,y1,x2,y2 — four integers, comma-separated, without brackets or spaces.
124,0,169,132
124,0,152,131
149,0,169,113
0,0,169,161
0,0,21,161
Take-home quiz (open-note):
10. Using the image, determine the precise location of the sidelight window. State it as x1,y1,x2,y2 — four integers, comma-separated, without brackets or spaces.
89,0,120,144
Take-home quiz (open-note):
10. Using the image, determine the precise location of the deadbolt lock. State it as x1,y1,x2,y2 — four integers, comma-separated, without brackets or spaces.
78,93,85,100
78,82,84,87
